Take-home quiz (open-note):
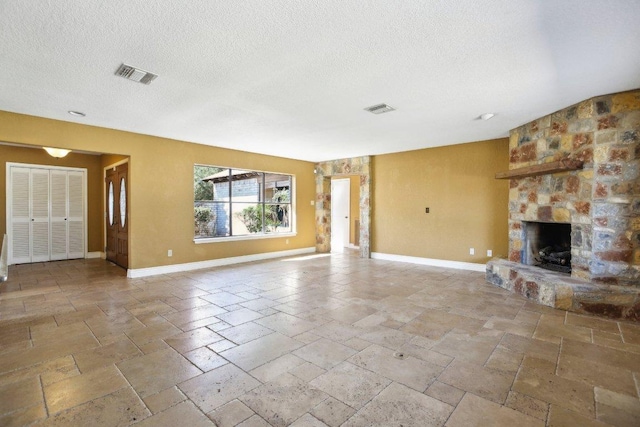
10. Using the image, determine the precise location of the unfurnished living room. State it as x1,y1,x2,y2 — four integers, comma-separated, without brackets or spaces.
1,1,639,426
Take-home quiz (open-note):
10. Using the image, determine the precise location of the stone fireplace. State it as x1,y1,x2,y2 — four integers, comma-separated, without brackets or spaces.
487,89,640,321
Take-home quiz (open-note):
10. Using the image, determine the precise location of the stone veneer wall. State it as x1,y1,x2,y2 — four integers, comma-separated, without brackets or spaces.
508,89,640,285
315,156,371,258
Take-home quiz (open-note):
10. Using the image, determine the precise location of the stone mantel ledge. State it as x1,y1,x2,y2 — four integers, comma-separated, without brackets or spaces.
486,258,640,321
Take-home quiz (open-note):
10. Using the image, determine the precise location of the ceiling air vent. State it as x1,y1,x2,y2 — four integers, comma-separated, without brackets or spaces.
114,63,158,85
364,103,395,114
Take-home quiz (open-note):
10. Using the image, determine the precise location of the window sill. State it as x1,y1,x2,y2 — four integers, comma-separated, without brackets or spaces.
194,232,297,244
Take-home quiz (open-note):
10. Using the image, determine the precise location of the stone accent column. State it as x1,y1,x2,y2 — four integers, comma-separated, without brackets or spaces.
314,174,331,253
314,156,371,258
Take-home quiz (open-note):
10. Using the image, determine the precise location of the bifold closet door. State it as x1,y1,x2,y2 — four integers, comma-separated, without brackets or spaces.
67,171,85,258
10,167,50,263
10,167,32,264
30,169,51,262
9,166,85,264
50,170,68,260
50,170,85,260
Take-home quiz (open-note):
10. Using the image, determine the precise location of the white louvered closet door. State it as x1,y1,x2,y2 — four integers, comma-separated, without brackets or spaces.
67,171,85,259
50,170,68,260
10,167,31,264
30,168,50,262
9,165,86,264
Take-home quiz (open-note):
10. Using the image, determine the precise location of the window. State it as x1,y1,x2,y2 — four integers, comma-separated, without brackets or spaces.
194,165,293,240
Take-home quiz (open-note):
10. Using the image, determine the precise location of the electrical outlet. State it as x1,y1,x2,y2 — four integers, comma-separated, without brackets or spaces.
487,250,492,257
167,249,173,257
285,239,289,244
425,207,430,213
469,248,475,255
310,200,315,206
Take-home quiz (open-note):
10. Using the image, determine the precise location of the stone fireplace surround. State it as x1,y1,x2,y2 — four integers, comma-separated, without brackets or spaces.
487,89,640,321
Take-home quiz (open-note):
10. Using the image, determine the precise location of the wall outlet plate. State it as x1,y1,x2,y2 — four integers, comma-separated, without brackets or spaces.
469,248,475,255
168,249,173,257
487,250,492,256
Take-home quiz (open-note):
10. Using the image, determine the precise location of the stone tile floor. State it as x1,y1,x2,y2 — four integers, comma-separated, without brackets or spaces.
1,251,639,426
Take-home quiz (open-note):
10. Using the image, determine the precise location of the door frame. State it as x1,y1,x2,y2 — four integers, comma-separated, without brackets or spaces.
103,159,129,267
6,162,88,265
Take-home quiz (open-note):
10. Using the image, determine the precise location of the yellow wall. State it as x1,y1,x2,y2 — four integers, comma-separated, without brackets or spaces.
101,154,129,169
372,138,509,263
0,111,316,269
0,145,103,252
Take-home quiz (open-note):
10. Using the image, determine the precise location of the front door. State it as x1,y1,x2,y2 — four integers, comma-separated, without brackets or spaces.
105,163,128,268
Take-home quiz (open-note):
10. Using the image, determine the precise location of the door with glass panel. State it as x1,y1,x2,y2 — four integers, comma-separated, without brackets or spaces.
105,162,128,268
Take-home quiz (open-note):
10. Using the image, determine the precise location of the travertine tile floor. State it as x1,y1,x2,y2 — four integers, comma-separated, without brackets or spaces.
1,251,639,426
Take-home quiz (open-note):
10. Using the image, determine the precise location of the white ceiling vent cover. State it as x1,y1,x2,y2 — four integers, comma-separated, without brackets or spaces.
364,103,395,114
115,63,158,85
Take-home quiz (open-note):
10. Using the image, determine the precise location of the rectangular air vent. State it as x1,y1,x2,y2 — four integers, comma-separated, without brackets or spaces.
115,63,157,85
364,103,395,114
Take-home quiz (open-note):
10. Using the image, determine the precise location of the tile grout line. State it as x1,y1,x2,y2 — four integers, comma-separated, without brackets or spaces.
618,321,626,344
555,337,563,377
112,362,155,422
38,373,50,418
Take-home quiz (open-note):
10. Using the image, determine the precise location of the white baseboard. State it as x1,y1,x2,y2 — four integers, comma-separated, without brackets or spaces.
86,252,104,259
371,252,486,272
127,247,316,279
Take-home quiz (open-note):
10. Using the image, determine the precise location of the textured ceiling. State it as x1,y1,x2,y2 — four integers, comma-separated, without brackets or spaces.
1,1,639,162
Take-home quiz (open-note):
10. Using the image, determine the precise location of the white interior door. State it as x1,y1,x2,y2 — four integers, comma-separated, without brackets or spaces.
331,178,350,253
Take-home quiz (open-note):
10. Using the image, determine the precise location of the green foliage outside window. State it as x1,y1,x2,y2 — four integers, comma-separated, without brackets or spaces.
236,188,290,233
194,165,222,201
194,206,214,236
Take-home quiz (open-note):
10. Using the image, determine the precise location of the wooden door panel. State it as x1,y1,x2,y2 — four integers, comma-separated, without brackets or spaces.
105,168,118,264
105,163,128,269
116,165,128,269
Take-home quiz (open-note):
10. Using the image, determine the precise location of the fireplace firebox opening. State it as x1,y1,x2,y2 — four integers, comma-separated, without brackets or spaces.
523,222,572,274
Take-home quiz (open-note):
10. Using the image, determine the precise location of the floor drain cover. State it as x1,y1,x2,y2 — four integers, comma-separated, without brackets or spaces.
393,352,406,360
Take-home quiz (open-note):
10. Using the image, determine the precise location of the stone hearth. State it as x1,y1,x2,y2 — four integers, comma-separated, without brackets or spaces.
487,89,640,320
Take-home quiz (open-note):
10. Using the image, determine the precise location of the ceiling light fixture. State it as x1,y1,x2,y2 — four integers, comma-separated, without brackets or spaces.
479,113,495,121
115,63,158,85
68,110,85,117
43,147,71,158
364,103,395,114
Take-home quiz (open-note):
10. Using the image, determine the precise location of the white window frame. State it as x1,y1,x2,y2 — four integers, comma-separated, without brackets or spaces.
193,164,297,244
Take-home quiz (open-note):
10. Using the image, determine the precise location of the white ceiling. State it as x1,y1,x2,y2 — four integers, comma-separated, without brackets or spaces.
1,1,639,162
